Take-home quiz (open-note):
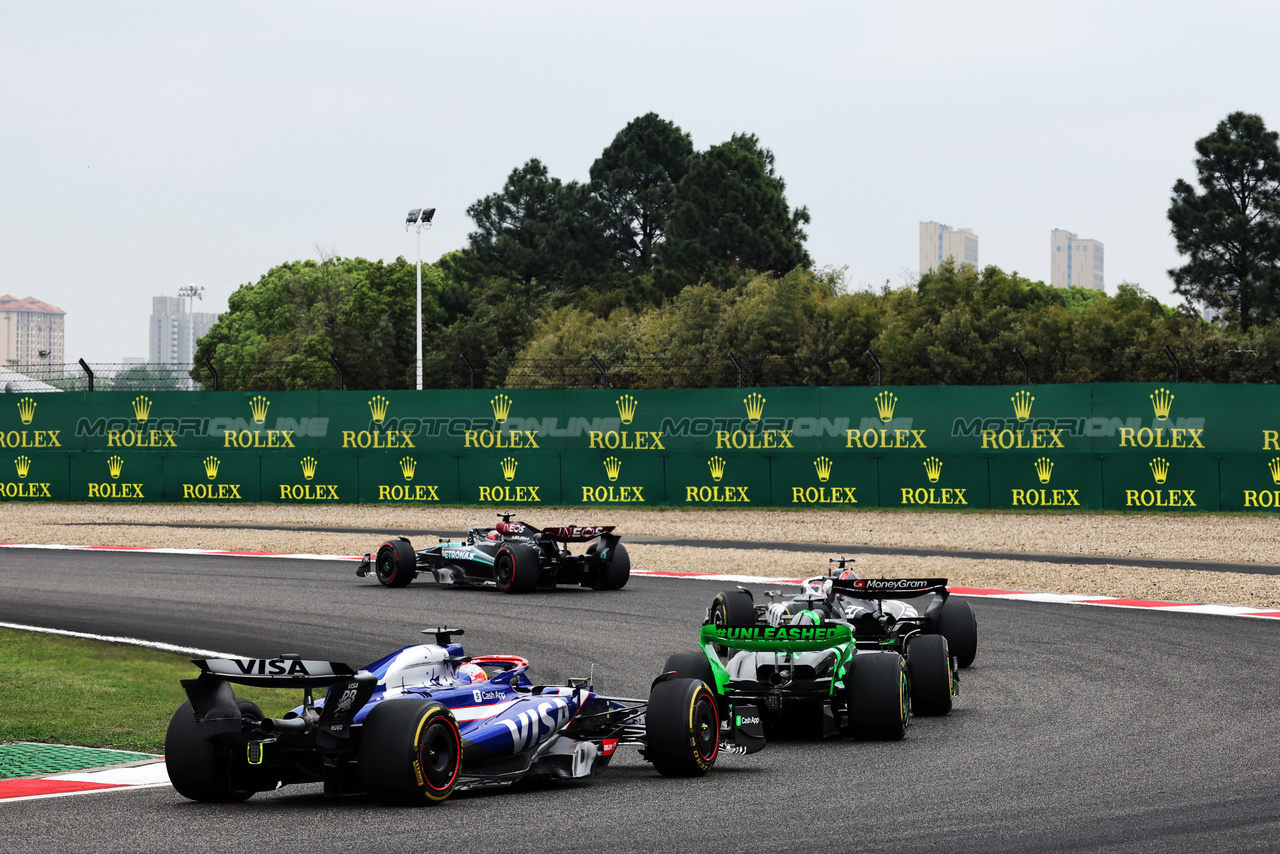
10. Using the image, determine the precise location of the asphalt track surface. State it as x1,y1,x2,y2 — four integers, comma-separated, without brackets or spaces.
2,548,1279,853
63,520,1280,575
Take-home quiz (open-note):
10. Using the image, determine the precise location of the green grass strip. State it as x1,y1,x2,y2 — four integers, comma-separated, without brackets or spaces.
0,628,299,755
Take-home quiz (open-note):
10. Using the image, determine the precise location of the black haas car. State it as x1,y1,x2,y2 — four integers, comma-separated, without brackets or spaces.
357,514,630,593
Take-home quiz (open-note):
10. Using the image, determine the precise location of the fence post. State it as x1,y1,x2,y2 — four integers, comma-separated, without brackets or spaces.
590,354,609,389
459,353,475,390
727,352,744,388
864,350,882,385
328,355,344,391
1013,348,1028,383
1164,345,1180,382
78,359,94,392
203,358,219,391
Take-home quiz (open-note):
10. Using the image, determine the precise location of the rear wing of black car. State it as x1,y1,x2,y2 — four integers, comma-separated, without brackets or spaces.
832,577,949,600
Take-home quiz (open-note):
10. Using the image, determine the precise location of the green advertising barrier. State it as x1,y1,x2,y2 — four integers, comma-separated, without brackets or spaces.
562,451,666,507
0,452,68,501
355,453,460,505
769,452,874,508
1221,453,1280,511
165,453,262,503
988,453,1103,510
5,382,1280,510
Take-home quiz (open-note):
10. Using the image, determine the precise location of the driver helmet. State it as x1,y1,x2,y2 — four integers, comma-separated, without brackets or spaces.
456,663,488,684
486,529,501,541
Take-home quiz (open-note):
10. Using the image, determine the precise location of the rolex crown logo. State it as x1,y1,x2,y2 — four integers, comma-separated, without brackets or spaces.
250,395,270,425
17,397,36,425
399,456,416,481
1149,457,1170,485
14,456,31,479
603,456,622,482
500,457,518,482
107,455,124,479
814,456,833,483
369,395,390,424
203,456,220,480
743,393,766,424
301,456,318,481
923,456,943,483
491,394,513,423
1150,388,1174,421
132,395,152,424
1270,458,1280,485
1034,456,1053,484
1012,390,1035,423
616,394,638,425
708,456,726,482
875,391,898,423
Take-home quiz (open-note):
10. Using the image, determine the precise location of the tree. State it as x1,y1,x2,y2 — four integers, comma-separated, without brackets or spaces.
589,113,694,274
453,159,615,293
657,133,811,292
1168,111,1280,330
191,256,449,390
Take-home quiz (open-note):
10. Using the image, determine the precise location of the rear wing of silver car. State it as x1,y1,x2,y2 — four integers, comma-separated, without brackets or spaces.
832,577,949,600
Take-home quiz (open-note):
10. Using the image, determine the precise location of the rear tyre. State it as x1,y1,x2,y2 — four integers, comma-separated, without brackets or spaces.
374,539,417,588
358,699,461,805
907,634,953,716
843,652,909,740
494,543,539,593
646,677,719,777
709,589,755,656
593,542,630,590
937,597,978,667
165,699,259,803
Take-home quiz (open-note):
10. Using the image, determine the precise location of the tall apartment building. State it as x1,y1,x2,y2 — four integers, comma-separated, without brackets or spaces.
0,294,66,366
919,222,979,275
1050,229,1104,290
149,295,218,365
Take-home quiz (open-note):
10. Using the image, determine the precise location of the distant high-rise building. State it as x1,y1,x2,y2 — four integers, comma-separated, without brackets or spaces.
149,296,217,366
0,294,65,366
919,222,979,275
1050,229,1104,290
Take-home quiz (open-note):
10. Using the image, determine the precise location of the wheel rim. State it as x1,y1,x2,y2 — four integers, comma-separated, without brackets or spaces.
495,554,513,587
418,720,460,792
376,549,396,583
693,693,719,761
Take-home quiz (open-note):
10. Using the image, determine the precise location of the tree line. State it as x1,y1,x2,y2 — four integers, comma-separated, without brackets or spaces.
192,111,1280,390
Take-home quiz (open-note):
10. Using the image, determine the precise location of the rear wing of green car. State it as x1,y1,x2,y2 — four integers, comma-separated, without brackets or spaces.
697,623,855,695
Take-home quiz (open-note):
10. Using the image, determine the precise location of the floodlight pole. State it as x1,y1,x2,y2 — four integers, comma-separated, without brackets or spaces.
405,208,435,390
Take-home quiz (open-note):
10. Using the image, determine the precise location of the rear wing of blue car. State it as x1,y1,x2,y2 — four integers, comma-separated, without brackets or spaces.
193,657,357,689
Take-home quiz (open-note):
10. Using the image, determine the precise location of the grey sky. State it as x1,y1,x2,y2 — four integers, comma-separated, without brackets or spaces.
4,2,1277,363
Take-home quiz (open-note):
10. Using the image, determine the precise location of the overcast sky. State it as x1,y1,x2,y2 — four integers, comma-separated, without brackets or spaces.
3,2,1277,363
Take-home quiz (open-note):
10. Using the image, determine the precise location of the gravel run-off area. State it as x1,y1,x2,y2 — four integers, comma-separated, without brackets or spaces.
4,504,1280,609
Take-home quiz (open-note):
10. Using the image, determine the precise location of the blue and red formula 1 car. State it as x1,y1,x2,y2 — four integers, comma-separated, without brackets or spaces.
166,628,761,805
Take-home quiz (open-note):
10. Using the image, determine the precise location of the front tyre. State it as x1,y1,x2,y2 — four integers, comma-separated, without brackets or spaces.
165,699,261,803
844,652,909,740
375,539,417,588
494,543,540,593
937,597,978,667
358,699,461,805
646,677,719,777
